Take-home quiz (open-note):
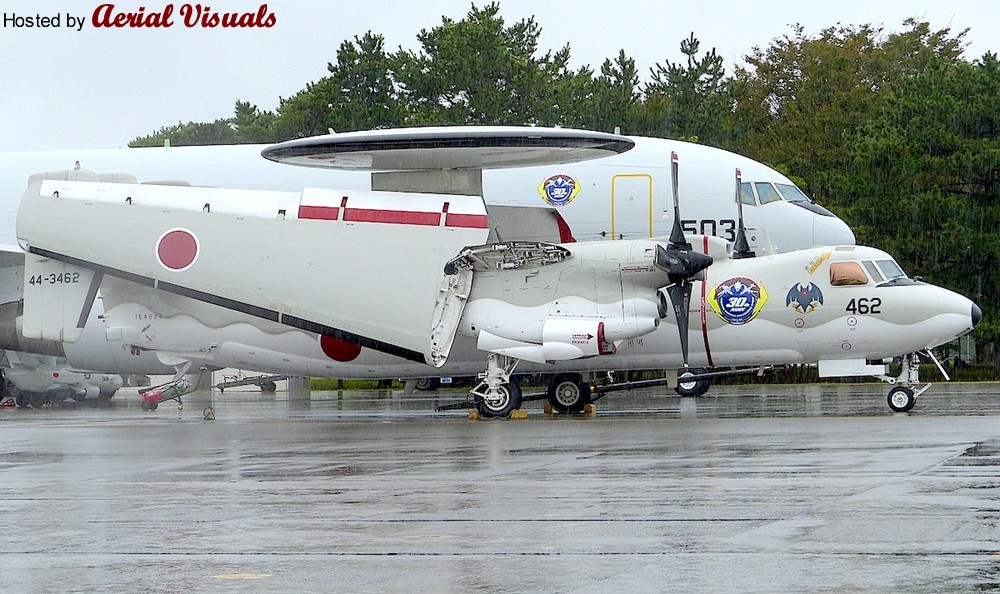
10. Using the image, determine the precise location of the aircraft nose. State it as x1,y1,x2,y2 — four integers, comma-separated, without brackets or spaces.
972,302,982,329
814,214,856,247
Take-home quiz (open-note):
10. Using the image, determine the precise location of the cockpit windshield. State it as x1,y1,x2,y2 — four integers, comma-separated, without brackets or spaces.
741,181,818,208
876,259,906,280
755,182,782,204
775,183,810,203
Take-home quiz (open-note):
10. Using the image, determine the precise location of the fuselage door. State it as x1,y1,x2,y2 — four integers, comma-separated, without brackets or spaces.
610,174,654,240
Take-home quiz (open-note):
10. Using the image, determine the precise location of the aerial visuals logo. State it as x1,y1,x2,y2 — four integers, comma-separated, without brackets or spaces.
538,174,580,207
709,277,768,325
91,4,277,28
1,4,278,31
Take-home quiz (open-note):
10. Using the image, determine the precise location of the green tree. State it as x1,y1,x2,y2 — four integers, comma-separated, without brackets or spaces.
643,32,728,143
129,118,241,147
585,50,642,134
729,19,967,205
276,31,402,139
841,53,1000,360
392,2,576,126
232,101,279,143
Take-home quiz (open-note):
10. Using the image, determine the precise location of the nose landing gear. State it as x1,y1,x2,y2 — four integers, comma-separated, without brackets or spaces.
877,351,947,413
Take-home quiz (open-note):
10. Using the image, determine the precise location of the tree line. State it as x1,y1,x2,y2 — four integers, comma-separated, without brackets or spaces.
130,3,1000,364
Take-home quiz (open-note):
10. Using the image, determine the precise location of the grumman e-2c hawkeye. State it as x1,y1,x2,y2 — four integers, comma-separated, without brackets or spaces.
14,127,979,416
0,126,853,405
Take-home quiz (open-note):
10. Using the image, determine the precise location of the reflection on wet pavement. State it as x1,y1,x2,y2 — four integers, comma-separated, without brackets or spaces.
1,383,999,592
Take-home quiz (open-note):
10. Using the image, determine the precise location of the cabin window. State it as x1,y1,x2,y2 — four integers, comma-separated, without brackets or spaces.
876,259,906,280
755,182,782,204
863,261,885,283
830,261,869,286
775,183,810,203
739,182,756,206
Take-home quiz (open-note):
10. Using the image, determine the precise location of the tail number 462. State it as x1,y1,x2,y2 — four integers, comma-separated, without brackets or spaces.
846,297,881,315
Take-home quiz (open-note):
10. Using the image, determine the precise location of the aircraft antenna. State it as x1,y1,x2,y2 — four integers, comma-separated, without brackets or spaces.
732,168,755,259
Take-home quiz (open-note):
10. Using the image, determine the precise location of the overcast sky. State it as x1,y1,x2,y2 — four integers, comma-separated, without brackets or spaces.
0,0,996,152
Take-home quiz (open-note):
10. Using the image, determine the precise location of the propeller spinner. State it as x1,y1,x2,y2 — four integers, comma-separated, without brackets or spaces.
654,152,713,368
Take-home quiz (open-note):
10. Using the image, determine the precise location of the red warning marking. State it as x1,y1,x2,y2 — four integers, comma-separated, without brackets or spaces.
444,213,489,229
298,205,340,220
298,205,487,229
320,335,362,362
157,229,199,271
343,208,440,226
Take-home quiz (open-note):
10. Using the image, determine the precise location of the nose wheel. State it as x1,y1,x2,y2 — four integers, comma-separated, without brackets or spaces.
875,351,945,413
887,386,916,413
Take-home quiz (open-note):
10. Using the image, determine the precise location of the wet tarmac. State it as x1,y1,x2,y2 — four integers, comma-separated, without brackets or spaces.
2,383,1000,593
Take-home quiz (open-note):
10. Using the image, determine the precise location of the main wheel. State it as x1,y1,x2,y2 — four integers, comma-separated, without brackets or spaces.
887,386,915,412
476,380,522,419
675,369,711,397
261,380,277,393
547,373,590,413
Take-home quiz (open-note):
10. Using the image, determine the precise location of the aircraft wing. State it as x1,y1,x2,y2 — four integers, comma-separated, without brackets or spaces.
17,178,487,365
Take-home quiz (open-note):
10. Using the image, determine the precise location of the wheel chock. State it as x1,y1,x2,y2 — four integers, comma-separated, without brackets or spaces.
510,409,529,420
468,410,481,420
543,404,554,414
583,403,597,415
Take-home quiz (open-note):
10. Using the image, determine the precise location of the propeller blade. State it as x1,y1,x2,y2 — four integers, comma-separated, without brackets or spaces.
732,167,756,259
668,151,689,249
666,282,694,367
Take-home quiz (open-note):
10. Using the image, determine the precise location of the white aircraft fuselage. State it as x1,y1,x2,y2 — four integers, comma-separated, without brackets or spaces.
15,168,977,390
0,136,855,248
0,132,857,401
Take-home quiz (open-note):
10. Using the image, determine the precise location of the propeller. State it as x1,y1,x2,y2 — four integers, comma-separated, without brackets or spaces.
732,168,756,259
654,152,713,368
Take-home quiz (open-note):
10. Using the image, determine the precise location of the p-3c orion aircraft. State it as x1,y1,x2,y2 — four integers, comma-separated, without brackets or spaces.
13,127,979,416
0,126,852,405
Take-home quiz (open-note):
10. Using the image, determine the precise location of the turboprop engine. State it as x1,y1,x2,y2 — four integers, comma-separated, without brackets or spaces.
449,239,699,364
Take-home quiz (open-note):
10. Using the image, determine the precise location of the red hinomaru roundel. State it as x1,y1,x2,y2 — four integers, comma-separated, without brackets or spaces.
319,335,362,362
156,228,200,271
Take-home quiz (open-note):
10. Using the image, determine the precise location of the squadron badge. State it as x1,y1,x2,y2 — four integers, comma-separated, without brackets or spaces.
786,282,824,314
537,174,580,207
709,277,768,325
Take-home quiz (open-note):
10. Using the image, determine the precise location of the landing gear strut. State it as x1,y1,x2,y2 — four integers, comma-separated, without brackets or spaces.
877,351,946,413
471,354,522,418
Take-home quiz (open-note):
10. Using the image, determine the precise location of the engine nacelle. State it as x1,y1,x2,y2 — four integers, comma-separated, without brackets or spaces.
476,316,659,363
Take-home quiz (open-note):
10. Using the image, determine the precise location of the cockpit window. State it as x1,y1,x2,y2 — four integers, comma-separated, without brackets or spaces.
876,259,906,280
775,183,810,203
862,261,885,283
755,182,782,204
739,182,756,206
830,261,869,286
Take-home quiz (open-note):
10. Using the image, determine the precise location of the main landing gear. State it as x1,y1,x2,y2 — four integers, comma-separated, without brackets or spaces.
546,373,592,413
675,368,711,398
470,354,522,418
876,351,947,413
